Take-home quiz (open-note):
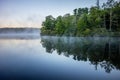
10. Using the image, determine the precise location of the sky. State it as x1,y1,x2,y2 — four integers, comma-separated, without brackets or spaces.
0,0,108,28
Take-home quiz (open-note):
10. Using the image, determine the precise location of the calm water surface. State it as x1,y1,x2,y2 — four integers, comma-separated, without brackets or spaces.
0,34,120,80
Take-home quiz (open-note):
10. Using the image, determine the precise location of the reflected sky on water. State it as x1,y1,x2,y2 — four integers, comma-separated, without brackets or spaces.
0,35,120,80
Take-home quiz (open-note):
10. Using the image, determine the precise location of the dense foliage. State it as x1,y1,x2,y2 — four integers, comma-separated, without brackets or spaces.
41,0,120,36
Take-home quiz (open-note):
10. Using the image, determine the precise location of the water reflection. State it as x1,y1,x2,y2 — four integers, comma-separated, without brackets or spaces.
41,36,120,73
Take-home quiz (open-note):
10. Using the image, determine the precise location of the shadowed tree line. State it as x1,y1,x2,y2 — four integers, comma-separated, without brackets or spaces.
41,36,120,73
41,0,120,36
0,28,40,33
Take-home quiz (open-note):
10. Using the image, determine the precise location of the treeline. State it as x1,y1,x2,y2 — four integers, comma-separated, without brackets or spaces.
41,0,120,36
0,28,40,33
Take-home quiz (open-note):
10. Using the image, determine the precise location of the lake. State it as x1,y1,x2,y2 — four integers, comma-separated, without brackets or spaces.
0,32,120,80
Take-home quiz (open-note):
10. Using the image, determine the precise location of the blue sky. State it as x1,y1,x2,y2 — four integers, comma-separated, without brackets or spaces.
0,0,108,28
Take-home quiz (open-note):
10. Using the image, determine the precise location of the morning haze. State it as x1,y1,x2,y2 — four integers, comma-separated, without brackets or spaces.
0,0,107,28
0,0,120,80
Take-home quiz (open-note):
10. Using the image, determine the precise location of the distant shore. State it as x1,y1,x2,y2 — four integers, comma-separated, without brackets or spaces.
0,28,40,33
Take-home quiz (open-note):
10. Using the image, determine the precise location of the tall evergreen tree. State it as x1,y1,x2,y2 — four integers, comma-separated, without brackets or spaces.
96,0,100,9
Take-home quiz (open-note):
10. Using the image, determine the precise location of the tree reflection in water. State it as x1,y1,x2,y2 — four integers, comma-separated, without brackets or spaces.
41,36,120,73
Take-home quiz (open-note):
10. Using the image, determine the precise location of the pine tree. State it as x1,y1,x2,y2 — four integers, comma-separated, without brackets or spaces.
96,0,100,9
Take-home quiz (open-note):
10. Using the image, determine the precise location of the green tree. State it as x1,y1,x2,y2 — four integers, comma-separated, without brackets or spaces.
89,7,102,28
73,8,78,28
77,14,90,35
111,1,120,31
41,0,120,36
55,16,64,35
102,0,115,31
62,14,74,36
78,8,88,17
42,15,55,30
73,9,77,16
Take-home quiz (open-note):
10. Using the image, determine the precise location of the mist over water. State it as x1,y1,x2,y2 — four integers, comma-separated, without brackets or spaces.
0,28,40,39
0,29,120,80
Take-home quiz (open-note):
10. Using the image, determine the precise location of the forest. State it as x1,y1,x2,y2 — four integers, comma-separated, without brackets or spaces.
41,0,120,36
